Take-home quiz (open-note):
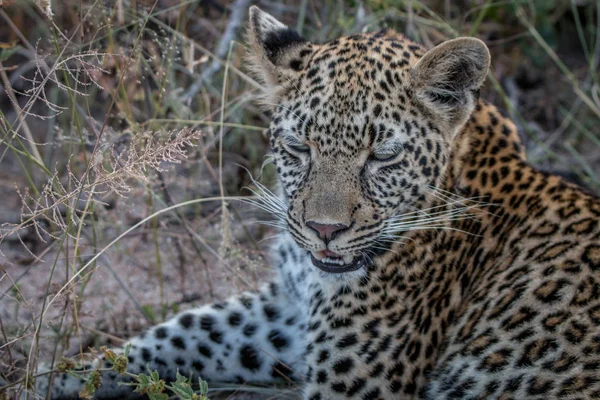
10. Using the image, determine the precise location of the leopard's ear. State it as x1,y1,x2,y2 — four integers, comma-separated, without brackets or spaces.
411,37,490,130
247,6,312,106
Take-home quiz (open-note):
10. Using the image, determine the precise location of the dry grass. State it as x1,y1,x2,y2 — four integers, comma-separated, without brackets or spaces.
0,0,598,398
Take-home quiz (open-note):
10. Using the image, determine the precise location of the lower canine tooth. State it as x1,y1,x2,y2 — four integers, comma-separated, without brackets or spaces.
343,255,354,264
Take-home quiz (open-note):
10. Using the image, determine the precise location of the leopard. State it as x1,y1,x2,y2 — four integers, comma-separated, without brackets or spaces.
33,6,600,400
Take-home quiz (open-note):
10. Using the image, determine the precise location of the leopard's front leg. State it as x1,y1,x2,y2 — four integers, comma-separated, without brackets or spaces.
34,280,307,399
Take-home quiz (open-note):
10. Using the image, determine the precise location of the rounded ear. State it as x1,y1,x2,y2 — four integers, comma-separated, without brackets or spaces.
246,6,313,106
411,37,490,130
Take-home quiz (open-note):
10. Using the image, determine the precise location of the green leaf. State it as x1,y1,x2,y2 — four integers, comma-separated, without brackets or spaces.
166,371,194,399
124,343,132,357
199,379,209,395
0,45,20,62
141,304,157,323
132,365,166,398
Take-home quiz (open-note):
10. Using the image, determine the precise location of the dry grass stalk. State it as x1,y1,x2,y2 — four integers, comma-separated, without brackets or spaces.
1,127,203,245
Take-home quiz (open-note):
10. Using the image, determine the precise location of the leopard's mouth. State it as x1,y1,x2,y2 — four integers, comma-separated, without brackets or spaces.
310,249,364,273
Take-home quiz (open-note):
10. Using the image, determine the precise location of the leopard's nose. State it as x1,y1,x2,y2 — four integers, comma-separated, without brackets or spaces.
306,221,349,241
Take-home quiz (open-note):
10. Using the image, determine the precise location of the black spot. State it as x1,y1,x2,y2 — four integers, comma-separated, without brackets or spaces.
317,349,330,363
582,244,600,271
263,305,280,321
268,330,290,350
154,357,167,367
228,312,243,327
212,301,227,310
179,313,194,329
390,379,402,393
333,357,354,374
317,370,328,384
198,343,212,359
141,348,152,362
289,59,302,70
209,331,224,344
240,345,261,371
200,315,216,331
373,104,382,117
331,381,347,393
240,296,253,309
404,380,417,395
315,331,328,343
243,324,257,337
155,327,168,339
347,378,367,396
308,321,321,331
175,357,186,366
337,333,358,349
387,361,405,378
505,374,524,392
331,317,353,329
192,361,204,371
171,336,186,350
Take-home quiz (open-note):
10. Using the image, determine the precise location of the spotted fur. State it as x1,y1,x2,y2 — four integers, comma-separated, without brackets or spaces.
35,6,600,400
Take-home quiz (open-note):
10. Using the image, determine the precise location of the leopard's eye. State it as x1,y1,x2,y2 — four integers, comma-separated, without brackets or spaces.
370,151,397,162
283,137,310,154
288,143,310,153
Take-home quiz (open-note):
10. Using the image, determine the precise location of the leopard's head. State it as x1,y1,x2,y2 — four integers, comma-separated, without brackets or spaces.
247,7,490,274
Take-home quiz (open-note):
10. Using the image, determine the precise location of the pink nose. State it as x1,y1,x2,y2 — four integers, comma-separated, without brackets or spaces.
306,221,349,241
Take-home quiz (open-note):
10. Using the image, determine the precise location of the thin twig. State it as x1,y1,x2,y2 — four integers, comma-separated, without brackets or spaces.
184,0,252,100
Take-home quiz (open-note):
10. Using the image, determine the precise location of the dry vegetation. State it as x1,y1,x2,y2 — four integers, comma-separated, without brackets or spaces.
0,0,598,398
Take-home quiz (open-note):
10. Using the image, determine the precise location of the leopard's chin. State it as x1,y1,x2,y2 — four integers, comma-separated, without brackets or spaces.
310,250,365,273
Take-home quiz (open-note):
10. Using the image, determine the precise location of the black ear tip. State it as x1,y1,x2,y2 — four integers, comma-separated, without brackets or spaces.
262,28,307,63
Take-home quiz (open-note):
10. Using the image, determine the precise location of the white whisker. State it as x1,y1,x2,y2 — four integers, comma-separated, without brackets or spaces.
371,244,398,255
259,233,287,243
247,220,288,229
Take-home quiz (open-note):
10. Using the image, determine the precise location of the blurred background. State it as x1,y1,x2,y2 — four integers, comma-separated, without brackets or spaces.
0,0,599,397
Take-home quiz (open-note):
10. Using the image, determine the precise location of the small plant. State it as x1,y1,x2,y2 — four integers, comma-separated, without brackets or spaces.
129,367,167,400
127,365,210,400
79,369,101,399
167,372,210,400
49,345,210,400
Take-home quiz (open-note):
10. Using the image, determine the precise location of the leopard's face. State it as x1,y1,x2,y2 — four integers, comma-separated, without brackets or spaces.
269,54,450,272
248,7,490,273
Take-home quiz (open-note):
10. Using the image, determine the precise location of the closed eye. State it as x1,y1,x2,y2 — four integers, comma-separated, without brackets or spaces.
282,136,310,154
288,143,310,153
370,151,398,161
370,142,402,162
